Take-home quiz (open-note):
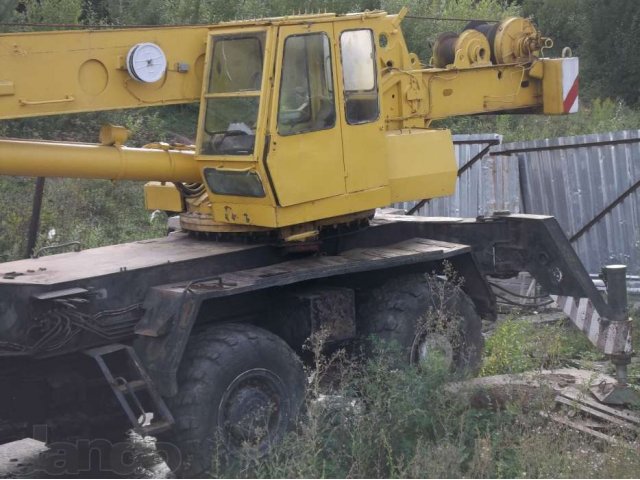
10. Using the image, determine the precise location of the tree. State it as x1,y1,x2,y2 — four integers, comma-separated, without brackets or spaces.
523,0,640,106
0,1,18,22
521,0,585,57
17,0,83,24
580,0,640,105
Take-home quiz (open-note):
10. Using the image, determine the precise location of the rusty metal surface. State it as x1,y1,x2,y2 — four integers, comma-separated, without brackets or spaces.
0,237,281,359
271,287,356,346
159,238,470,299
374,213,610,313
0,232,262,285
85,344,174,436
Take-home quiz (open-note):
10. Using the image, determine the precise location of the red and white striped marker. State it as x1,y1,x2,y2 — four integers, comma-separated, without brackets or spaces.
561,57,579,113
551,295,632,355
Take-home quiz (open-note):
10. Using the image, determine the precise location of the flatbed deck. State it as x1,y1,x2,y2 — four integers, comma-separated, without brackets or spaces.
0,233,262,286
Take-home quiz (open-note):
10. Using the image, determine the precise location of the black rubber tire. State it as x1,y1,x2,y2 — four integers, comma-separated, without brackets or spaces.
163,323,306,478
356,273,483,373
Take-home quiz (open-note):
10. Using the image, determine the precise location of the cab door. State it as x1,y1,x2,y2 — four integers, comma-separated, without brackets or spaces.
336,28,387,193
266,24,345,207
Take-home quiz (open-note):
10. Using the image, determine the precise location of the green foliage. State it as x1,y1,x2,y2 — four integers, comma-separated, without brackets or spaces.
437,97,640,141
0,105,194,261
0,176,166,261
0,177,32,260
629,306,640,383
494,99,640,142
522,0,640,107
84,0,379,25
521,0,585,58
0,1,19,22
213,335,638,478
580,0,640,105
17,0,83,24
481,317,598,376
481,318,536,375
227,341,485,478
0,104,198,145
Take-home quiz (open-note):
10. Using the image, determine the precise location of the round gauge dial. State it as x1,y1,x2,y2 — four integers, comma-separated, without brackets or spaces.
126,42,167,83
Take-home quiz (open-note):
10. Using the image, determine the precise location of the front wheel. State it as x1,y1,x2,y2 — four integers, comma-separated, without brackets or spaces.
163,323,306,477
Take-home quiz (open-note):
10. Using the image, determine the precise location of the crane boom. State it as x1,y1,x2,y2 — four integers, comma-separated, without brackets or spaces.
0,26,211,119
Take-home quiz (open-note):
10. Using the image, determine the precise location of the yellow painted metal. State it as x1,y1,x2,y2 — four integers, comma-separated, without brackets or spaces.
416,65,541,120
194,26,279,213
0,26,212,120
334,21,388,195
99,124,131,146
0,10,576,233
265,23,346,206
144,182,184,212
179,210,272,233
386,129,457,203
211,185,388,228
0,138,200,182
539,59,569,115
0,81,14,96
458,30,492,67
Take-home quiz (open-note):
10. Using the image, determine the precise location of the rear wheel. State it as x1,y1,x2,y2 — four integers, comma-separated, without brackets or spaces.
357,273,483,373
164,323,306,477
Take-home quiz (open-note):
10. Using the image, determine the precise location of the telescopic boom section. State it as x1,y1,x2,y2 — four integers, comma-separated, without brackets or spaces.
0,138,200,182
0,26,210,119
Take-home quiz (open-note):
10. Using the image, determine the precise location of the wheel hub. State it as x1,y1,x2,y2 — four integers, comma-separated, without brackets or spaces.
411,332,454,369
218,369,289,454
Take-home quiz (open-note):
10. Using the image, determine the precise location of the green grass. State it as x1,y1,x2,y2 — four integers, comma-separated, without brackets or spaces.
481,316,600,376
213,327,638,479
0,177,167,261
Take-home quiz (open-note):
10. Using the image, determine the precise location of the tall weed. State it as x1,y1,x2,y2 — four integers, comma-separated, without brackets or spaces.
213,322,637,479
482,317,598,376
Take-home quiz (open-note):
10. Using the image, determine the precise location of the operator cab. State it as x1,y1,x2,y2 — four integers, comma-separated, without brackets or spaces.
195,20,387,217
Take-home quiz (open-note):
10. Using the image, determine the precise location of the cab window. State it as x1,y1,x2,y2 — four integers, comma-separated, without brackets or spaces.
201,33,265,156
278,33,336,136
339,29,379,124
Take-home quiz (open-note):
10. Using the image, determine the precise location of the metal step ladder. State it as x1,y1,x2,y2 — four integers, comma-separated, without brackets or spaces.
85,344,174,437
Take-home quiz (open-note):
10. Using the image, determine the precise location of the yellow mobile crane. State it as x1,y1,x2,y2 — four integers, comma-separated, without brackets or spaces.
0,9,576,238
0,9,632,477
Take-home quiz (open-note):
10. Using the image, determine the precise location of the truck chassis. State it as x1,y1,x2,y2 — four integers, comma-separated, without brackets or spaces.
0,212,633,470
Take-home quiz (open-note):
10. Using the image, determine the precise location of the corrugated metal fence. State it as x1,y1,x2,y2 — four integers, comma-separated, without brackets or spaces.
400,131,640,275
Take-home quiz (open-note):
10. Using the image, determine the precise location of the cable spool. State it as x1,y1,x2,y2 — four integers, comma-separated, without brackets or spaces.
464,21,499,63
466,17,542,65
432,32,458,67
126,42,167,83
493,17,541,64
432,30,491,68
